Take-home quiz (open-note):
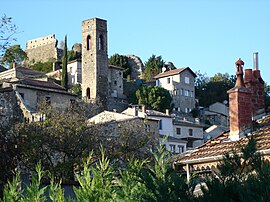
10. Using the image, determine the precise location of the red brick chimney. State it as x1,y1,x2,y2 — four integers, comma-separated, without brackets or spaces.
228,58,252,141
244,52,265,115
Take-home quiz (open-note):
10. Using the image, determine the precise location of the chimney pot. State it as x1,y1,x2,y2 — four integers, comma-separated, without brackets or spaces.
165,109,170,116
13,62,17,68
253,52,259,70
244,69,254,83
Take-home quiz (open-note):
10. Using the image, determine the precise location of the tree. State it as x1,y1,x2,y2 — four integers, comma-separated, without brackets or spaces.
142,55,165,81
0,122,21,199
0,45,27,68
108,53,131,78
0,15,18,57
61,35,68,90
136,85,173,112
195,72,235,107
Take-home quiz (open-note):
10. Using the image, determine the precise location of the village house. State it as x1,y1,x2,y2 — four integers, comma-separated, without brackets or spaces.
154,67,196,114
122,105,204,154
173,54,267,181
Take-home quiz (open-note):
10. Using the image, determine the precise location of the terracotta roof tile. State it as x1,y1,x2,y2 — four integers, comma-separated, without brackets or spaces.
175,115,270,164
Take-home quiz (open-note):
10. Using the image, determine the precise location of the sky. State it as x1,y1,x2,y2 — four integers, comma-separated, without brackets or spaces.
2,0,270,84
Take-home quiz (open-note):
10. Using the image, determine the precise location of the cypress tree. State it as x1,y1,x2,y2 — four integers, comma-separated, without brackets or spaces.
61,35,68,90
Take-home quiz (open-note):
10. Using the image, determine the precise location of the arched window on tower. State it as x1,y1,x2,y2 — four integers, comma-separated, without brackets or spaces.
98,35,104,51
86,88,90,99
86,35,91,50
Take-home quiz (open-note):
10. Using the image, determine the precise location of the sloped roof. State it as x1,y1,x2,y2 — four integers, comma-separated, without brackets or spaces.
154,67,196,79
10,78,65,91
174,115,270,164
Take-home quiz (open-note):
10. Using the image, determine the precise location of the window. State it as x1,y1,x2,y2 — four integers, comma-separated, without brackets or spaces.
45,97,51,105
185,77,190,84
178,145,184,153
190,91,193,97
167,78,171,84
19,93,24,99
98,35,104,50
184,90,189,96
189,129,193,136
86,88,90,99
181,88,183,95
156,80,160,86
86,35,91,50
170,144,176,153
114,80,117,85
145,124,150,132
159,120,162,130
176,128,181,135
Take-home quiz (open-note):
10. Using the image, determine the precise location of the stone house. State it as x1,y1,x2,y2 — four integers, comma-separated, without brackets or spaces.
0,66,77,123
173,56,267,181
154,67,196,114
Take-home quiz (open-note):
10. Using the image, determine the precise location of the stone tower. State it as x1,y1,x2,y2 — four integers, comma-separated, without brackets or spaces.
82,18,108,109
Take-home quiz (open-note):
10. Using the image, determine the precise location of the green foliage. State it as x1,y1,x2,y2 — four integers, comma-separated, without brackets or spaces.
108,53,131,78
73,148,115,201
67,50,81,62
0,45,27,68
30,60,54,73
69,84,82,98
61,35,68,90
136,85,173,112
195,72,235,106
142,55,165,81
139,147,192,202
3,139,270,201
264,83,270,108
0,15,17,57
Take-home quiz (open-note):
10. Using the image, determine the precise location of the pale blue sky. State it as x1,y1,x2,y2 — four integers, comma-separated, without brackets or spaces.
2,0,270,84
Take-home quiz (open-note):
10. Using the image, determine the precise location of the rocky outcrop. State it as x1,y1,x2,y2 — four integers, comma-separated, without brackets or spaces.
126,55,144,80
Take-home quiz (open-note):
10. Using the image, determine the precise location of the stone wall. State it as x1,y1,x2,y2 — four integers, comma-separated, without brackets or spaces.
0,87,23,125
25,34,61,64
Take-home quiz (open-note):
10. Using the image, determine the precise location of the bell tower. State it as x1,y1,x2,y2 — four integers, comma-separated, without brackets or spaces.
82,18,108,108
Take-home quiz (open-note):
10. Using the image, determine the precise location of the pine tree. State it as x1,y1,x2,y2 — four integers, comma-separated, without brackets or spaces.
61,35,68,90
